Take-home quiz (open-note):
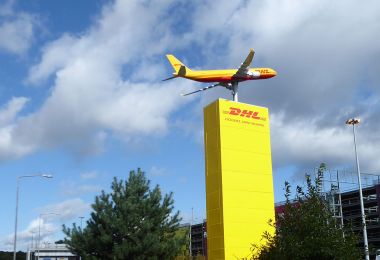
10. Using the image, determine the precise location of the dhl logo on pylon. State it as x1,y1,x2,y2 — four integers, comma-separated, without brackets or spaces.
225,107,266,121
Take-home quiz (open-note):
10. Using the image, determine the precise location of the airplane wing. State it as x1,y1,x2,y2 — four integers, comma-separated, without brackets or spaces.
234,48,255,77
180,83,221,96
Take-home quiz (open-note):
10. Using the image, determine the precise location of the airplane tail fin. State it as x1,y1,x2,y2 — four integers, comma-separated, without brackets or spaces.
166,54,191,77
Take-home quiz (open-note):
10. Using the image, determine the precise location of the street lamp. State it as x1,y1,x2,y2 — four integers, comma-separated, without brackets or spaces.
79,217,84,260
13,174,53,260
30,231,35,249
346,118,369,260
37,212,60,260
79,216,84,230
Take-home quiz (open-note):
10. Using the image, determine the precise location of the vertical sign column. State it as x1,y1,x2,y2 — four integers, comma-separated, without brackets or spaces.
204,99,275,259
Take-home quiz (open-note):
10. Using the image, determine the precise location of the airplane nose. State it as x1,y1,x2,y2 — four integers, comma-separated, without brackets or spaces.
272,69,277,77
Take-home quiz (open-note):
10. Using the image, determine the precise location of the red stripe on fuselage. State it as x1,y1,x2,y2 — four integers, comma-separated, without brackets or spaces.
191,77,233,83
184,71,276,83
187,76,270,83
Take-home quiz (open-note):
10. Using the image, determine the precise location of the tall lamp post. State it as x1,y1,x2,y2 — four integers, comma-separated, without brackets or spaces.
13,174,53,260
79,216,84,260
79,216,84,229
37,212,60,260
346,118,369,260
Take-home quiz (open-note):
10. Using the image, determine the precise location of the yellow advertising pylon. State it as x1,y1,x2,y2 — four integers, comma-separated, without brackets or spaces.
204,99,275,260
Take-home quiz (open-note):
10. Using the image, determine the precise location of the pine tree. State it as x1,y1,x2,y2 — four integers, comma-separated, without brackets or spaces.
63,168,186,260
251,163,361,260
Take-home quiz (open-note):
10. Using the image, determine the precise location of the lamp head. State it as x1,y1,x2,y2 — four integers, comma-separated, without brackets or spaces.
346,118,361,125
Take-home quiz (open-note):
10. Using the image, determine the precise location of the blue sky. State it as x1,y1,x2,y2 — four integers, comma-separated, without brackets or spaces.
1,0,380,251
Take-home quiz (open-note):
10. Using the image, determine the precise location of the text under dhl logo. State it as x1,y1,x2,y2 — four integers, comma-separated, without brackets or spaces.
224,107,267,121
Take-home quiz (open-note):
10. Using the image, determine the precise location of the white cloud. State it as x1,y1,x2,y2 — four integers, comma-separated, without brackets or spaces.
0,0,379,174
80,171,99,180
0,0,195,160
61,181,102,196
0,0,39,55
2,217,57,251
1,198,90,251
0,97,33,160
188,0,380,174
56,171,104,196
0,97,28,127
38,198,90,221
270,112,380,173
26,34,78,85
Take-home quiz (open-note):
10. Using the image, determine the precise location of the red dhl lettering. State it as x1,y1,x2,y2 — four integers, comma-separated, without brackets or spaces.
228,107,264,120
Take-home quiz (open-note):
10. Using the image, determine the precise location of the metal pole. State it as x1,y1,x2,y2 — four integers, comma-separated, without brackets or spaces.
79,217,84,260
352,124,370,260
80,217,84,229
37,212,59,260
232,82,238,102
31,231,35,260
190,207,193,257
37,216,41,260
13,178,20,260
13,174,53,260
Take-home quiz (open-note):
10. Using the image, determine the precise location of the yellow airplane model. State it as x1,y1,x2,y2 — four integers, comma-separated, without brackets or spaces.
163,49,277,101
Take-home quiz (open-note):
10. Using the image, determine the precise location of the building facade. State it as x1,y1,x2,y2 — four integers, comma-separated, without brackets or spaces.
340,184,380,252
190,221,207,257
26,244,78,260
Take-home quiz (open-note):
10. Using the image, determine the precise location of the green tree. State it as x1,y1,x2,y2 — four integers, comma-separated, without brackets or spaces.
251,163,361,260
63,168,186,260
0,251,25,260
175,226,190,257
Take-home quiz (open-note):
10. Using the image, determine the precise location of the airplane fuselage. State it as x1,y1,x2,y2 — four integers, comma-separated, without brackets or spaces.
182,68,277,83
164,49,277,99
